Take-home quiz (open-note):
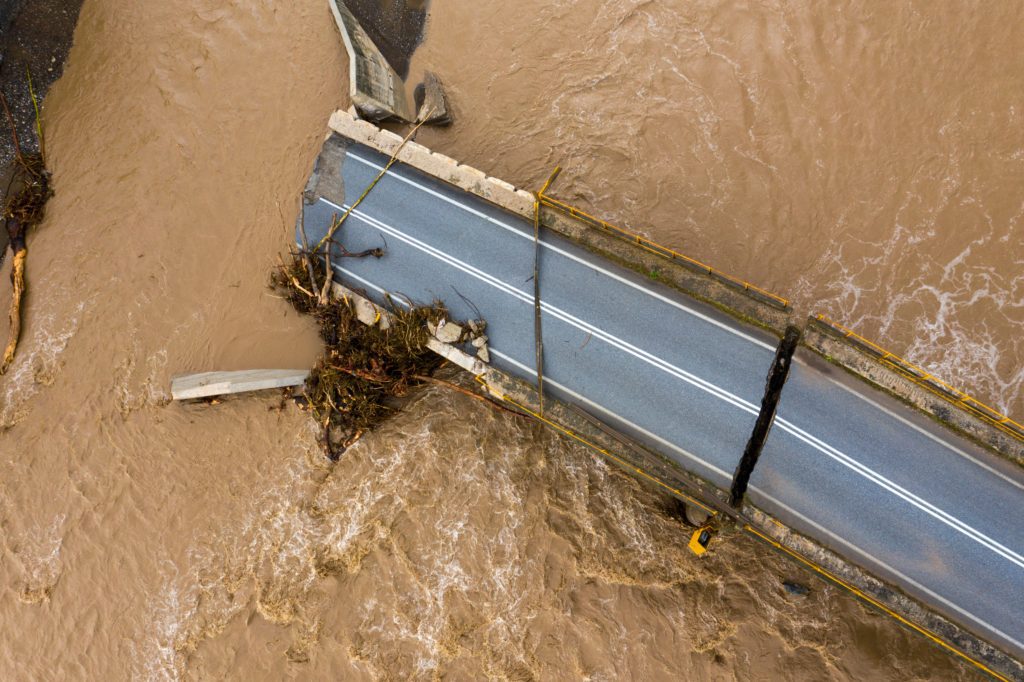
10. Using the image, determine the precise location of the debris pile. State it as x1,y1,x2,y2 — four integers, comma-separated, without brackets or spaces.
272,252,457,459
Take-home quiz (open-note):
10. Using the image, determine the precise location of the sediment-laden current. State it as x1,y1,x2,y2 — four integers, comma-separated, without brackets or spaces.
2,0,1018,679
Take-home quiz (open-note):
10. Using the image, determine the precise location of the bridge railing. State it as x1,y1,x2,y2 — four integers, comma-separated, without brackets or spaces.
537,179,1022,445
812,314,1024,442
537,192,791,311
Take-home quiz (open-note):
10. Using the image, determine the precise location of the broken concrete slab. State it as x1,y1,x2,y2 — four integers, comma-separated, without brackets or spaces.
415,71,452,126
354,295,385,327
330,281,486,377
329,0,413,122
171,369,309,401
428,319,463,344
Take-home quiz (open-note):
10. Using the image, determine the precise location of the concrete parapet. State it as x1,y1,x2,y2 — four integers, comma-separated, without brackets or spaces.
538,207,793,335
480,368,735,517
325,109,1022,466
803,318,1024,466
328,3,413,122
328,110,538,217
742,504,1023,681
326,109,791,334
313,122,1020,670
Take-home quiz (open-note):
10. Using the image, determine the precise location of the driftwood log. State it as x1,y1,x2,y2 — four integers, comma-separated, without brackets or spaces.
1,75,51,375
1,222,25,373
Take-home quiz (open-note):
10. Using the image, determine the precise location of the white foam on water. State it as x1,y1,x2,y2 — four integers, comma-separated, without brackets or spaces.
130,560,196,682
11,512,67,603
1,299,89,427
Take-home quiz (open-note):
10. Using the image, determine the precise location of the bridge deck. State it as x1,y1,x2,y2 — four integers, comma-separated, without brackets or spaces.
300,137,1024,660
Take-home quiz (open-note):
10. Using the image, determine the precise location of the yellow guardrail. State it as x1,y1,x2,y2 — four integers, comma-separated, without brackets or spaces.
536,187,790,310
475,376,1011,681
477,375,719,516
744,525,1011,682
813,314,1024,443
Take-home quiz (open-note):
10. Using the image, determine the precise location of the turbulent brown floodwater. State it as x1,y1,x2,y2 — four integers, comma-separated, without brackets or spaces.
1,0,1019,679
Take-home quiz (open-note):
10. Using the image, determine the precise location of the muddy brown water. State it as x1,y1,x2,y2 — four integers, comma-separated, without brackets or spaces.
0,0,1018,679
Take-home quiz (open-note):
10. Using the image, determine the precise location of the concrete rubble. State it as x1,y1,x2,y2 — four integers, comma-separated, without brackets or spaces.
428,319,462,344
354,295,389,329
426,318,491,364
415,71,452,125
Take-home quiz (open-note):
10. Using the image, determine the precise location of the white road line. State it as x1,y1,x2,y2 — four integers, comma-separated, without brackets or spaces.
775,416,1024,569
345,148,1019,502
343,150,776,353
821,372,1024,493
329,263,1024,653
488,348,1024,653
318,202,1024,572
748,487,1024,652
325,199,760,420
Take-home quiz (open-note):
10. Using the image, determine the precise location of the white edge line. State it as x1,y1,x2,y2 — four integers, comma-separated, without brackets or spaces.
337,151,1024,498
749,487,1024,652
342,149,777,353
324,259,1024,654
491,349,1024,653
314,205,1024,571
822,371,1024,493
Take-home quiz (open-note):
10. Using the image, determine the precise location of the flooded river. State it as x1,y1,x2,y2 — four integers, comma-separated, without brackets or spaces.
2,0,1018,678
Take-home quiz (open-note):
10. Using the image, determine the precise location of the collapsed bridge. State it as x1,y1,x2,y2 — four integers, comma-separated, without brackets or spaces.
299,111,1024,680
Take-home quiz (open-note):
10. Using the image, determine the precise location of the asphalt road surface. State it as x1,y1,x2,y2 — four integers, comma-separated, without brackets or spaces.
300,137,1024,659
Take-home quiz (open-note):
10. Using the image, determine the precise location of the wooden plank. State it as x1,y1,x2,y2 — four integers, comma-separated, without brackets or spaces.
171,369,309,401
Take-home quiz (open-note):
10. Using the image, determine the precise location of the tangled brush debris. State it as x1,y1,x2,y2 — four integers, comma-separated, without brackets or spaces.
272,250,462,459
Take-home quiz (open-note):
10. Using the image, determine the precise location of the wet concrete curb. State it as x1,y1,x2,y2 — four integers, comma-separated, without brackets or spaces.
327,108,1023,466
804,319,1024,466
741,501,1024,681
324,110,1024,677
482,343,1023,681
327,109,792,335
484,359,1024,681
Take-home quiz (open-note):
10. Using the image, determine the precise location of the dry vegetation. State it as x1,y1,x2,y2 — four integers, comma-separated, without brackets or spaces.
272,252,453,459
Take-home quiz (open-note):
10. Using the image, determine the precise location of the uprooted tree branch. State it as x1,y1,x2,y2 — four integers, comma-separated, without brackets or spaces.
276,208,494,460
1,70,52,375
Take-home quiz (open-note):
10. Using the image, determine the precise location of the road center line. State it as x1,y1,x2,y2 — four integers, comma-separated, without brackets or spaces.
343,148,776,353
347,147,1010,497
328,262,1024,654
316,199,1024,572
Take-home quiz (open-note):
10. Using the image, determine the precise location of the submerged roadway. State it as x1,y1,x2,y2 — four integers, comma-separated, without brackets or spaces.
300,138,1024,661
